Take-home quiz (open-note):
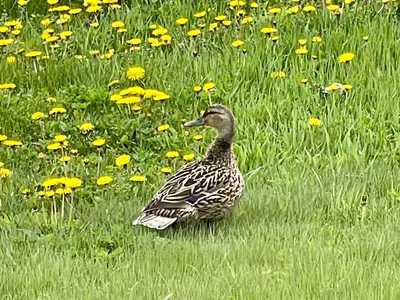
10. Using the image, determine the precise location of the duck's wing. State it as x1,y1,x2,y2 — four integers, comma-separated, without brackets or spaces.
142,161,230,213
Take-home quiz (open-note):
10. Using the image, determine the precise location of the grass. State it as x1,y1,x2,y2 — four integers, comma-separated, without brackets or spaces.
1,0,400,299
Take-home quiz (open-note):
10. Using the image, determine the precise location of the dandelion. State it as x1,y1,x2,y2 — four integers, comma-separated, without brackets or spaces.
250,2,259,8
0,168,10,178
54,135,67,143
301,78,308,84
308,118,322,126
87,5,101,13
69,8,82,14
60,156,71,163
203,82,215,92
32,112,44,120
157,124,169,132
112,21,124,28
312,36,322,43
176,18,188,25
131,105,141,112
363,36,369,41
97,176,113,185
230,0,246,7
0,83,16,90
160,167,172,174
193,86,202,93
50,107,66,115
79,122,94,133
261,27,278,35
343,84,353,91
3,140,22,147
90,22,99,28
241,17,253,24
0,39,14,46
270,71,286,78
45,190,55,198
89,50,100,56
130,175,146,182
65,177,82,189
127,38,141,45
232,40,244,48
60,31,73,39
295,48,308,55
116,154,131,167
6,56,16,63
287,6,299,14
153,92,170,101
187,29,201,37
127,66,145,80
56,187,71,195
37,191,45,197
338,52,355,63
303,5,316,12
194,11,206,18
47,143,60,151
193,134,203,141
222,20,232,27
92,139,105,147
183,153,195,161
0,135,7,141
166,151,179,158
269,8,281,14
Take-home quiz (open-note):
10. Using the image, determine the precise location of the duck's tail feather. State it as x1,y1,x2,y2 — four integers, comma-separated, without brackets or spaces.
132,214,177,230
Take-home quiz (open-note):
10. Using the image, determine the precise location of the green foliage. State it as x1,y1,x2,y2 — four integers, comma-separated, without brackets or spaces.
1,0,400,299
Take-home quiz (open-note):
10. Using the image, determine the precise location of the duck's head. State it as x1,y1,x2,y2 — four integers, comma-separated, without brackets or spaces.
184,104,235,143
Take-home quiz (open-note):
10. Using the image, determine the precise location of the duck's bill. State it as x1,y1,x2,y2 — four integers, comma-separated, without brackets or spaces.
184,117,204,127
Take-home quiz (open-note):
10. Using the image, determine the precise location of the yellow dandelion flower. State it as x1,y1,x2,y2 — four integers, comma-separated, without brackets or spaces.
131,105,141,112
157,124,169,132
295,48,308,55
338,52,355,63
92,138,105,147
110,94,122,102
363,36,369,41
193,134,203,141
176,18,188,25
183,153,195,161
241,17,253,24
0,39,14,46
215,15,227,21
269,8,281,14
116,154,130,167
49,107,66,115
127,66,145,80
37,191,46,197
25,51,42,58
52,5,70,12
303,5,316,12
261,27,278,34
116,96,141,104
230,0,246,7
270,71,286,78
312,36,322,43
130,175,146,182
54,135,67,142
301,78,308,84
194,11,206,18
250,2,259,8
47,143,61,150
0,168,10,178
193,85,202,92
87,5,101,13
79,122,94,132
90,22,99,28
3,140,22,147
308,118,322,126
69,8,82,14
56,187,71,194
160,167,172,174
45,190,55,198
153,92,170,101
203,82,215,92
0,135,7,141
60,156,71,163
0,26,8,33
17,0,27,6
89,50,100,55
65,178,82,189
108,80,119,87
187,29,201,37
127,38,141,45
0,83,16,89
32,112,44,120
343,84,353,91
222,20,232,26
327,4,340,11
60,30,73,39
166,151,179,158
112,21,124,28
232,40,244,48
97,176,113,186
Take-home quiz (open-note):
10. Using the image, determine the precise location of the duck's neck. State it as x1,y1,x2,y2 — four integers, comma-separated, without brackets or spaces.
205,128,234,163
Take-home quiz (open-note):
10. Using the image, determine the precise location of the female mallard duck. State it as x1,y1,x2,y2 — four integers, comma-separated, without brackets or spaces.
132,104,244,230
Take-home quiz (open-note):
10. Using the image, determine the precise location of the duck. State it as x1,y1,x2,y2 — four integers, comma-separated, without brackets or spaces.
132,104,244,230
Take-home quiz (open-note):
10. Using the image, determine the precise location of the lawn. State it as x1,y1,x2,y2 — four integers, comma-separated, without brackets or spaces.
1,0,400,299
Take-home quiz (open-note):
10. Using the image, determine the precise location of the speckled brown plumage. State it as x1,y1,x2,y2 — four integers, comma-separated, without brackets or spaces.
132,104,244,230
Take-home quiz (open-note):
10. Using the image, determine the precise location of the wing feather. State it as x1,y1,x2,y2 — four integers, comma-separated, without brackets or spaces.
143,161,229,212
